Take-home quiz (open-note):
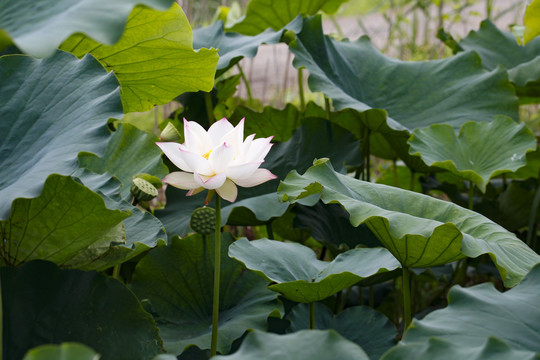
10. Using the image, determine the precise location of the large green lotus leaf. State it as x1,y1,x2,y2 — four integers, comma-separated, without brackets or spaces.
525,0,540,44
0,0,174,57
0,50,123,220
3,260,163,360
60,4,218,113
0,174,130,268
213,330,369,360
193,17,302,76
289,303,396,359
408,117,536,192
289,16,518,167
129,234,282,355
445,20,540,100
79,124,168,198
382,337,540,360
277,159,540,287
155,118,361,236
399,263,540,355
228,0,349,35
23,343,100,360
229,238,400,303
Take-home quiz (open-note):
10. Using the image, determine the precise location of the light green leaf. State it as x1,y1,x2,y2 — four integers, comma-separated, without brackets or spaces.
0,174,129,268
525,0,540,44
79,124,168,199
408,117,536,192
0,0,174,58
399,263,540,354
228,0,350,35
382,337,540,360
229,238,400,303
213,330,369,360
3,260,163,360
60,4,219,113
289,303,396,359
23,343,100,360
0,50,123,219
130,234,282,355
278,159,540,287
193,17,302,75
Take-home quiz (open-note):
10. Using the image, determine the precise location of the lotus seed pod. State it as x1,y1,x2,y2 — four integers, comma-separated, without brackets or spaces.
190,206,216,235
131,177,159,202
159,122,183,142
133,173,163,189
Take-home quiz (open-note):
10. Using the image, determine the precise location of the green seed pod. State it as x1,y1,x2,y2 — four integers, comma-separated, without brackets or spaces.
133,173,163,189
190,206,216,235
159,122,183,142
131,177,159,202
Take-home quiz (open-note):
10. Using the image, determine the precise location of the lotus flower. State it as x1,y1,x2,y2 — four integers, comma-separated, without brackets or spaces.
156,118,277,202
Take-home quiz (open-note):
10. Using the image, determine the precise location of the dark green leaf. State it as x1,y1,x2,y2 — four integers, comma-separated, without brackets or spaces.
3,260,163,360
278,159,540,287
0,50,123,219
229,238,400,303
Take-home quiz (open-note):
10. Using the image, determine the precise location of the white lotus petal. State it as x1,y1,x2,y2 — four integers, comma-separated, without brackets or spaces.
209,142,235,173
184,119,211,154
163,171,199,189
187,187,206,196
180,148,213,176
247,137,273,163
216,178,238,202
208,118,235,146
226,161,263,180
156,142,192,172
194,172,227,190
222,118,245,151
232,168,277,187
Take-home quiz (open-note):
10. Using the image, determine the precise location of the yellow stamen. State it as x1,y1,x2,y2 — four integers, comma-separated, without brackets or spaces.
202,150,212,160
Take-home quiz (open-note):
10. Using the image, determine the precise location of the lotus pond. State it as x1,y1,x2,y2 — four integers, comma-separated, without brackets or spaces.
2,0,540,359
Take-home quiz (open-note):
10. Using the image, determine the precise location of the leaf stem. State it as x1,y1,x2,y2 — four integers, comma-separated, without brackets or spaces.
324,96,331,120
0,271,3,360
210,195,222,357
266,221,274,240
402,267,411,332
236,63,254,104
298,68,305,111
309,302,315,330
526,182,540,248
112,264,121,282
468,181,474,210
205,92,215,125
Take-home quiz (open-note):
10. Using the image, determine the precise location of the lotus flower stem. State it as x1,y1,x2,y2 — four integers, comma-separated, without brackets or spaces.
237,64,254,104
211,195,222,357
402,267,412,332
309,302,315,330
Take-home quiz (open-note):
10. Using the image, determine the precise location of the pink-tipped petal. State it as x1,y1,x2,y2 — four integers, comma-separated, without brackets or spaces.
232,168,277,187
156,142,192,172
225,161,263,180
209,142,235,173
180,148,213,176
216,179,238,202
194,172,227,190
184,119,211,154
163,171,200,190
208,118,235,146
221,118,245,150
246,137,273,163
187,187,206,196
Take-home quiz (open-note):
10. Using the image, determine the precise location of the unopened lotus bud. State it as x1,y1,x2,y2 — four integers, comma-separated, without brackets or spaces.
131,177,159,202
190,207,216,235
160,122,182,142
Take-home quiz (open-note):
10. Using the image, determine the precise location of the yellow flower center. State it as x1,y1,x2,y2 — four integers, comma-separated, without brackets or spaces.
202,149,212,160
